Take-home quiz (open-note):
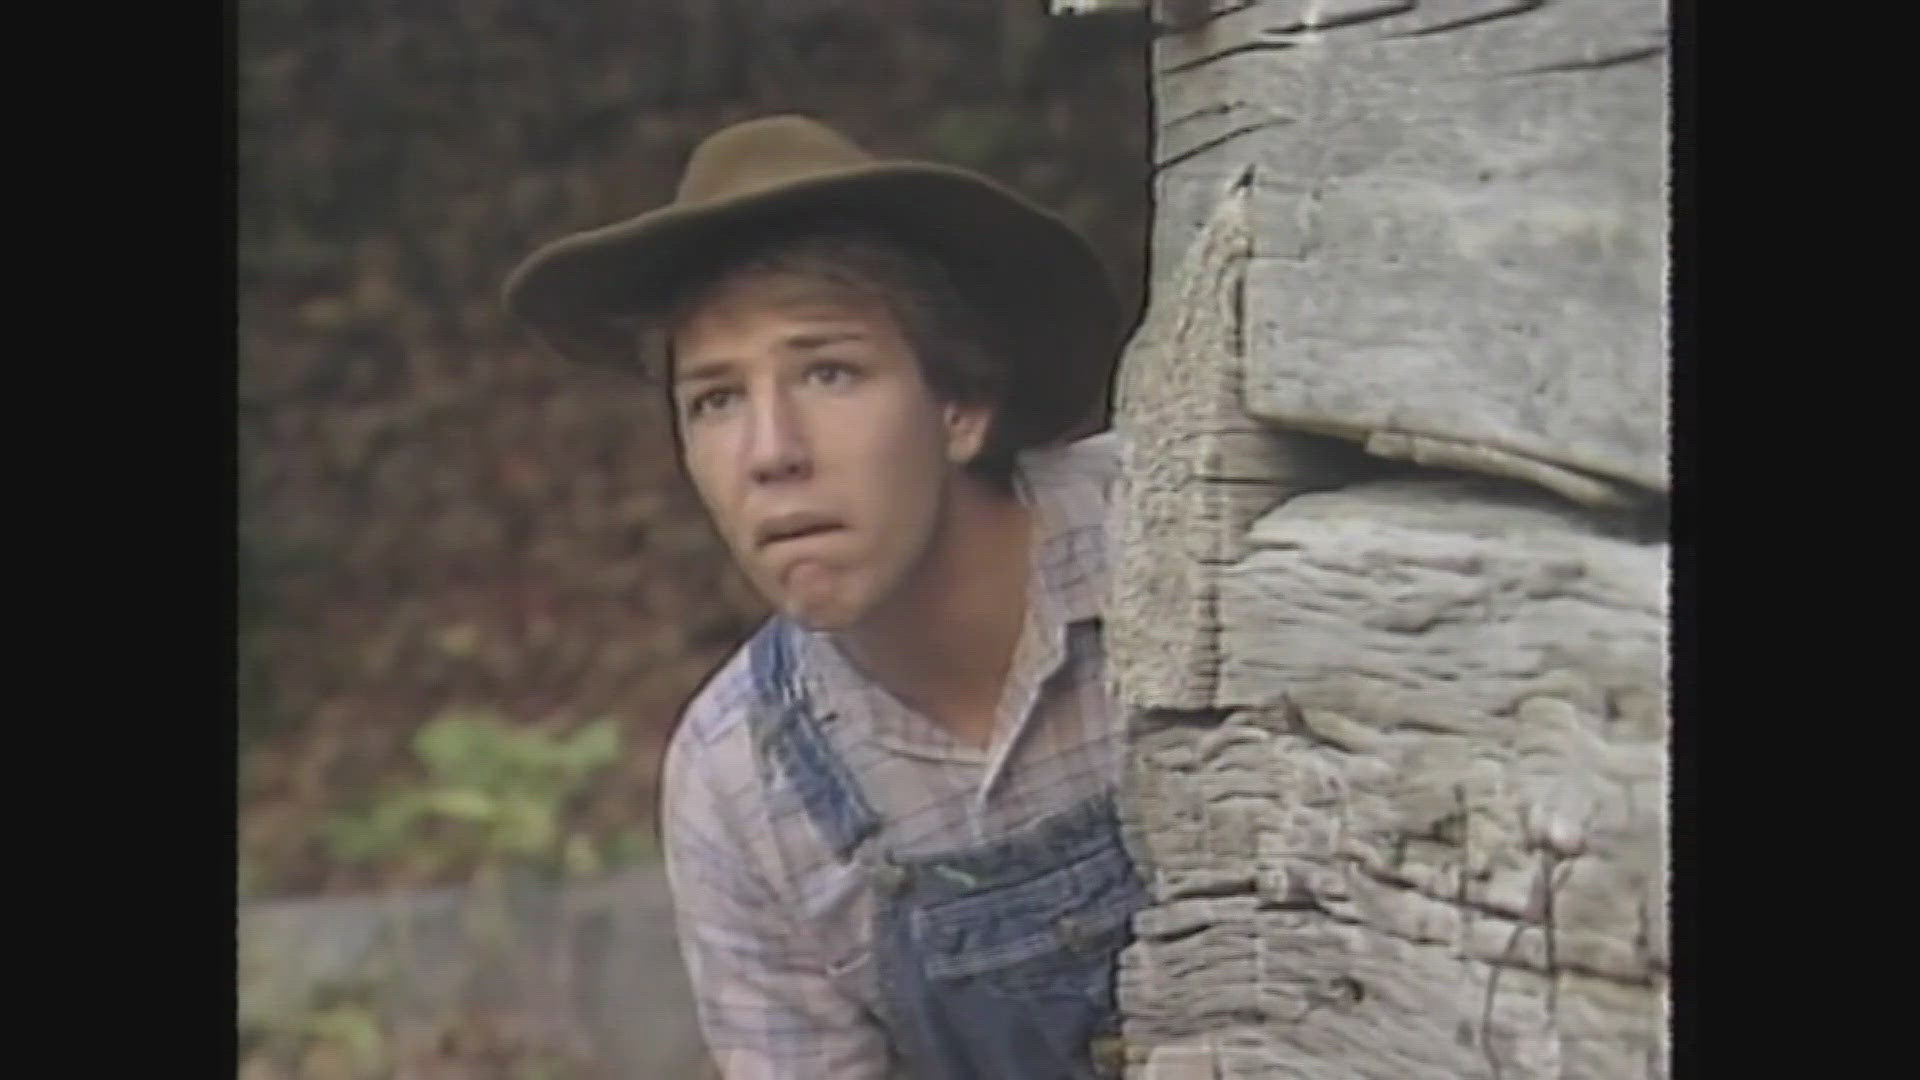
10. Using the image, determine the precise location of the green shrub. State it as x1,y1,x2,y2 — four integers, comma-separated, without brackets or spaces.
325,711,621,883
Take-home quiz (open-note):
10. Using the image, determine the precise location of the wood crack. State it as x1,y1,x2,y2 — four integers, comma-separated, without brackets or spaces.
1477,846,1574,1079
1163,101,1242,130
1500,44,1666,77
1266,0,1416,36
1143,921,1213,946
1158,40,1295,76
1164,873,1260,901
1351,862,1534,927
1388,0,1546,40
1139,706,1237,731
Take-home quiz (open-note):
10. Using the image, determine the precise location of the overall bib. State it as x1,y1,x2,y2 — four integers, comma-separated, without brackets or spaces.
747,616,1150,1079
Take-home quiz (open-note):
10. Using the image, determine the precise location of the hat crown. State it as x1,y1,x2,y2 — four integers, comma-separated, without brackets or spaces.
676,115,874,205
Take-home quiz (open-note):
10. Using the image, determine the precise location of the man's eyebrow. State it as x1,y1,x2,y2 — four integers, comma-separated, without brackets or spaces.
672,330,871,385
786,329,869,351
672,357,737,386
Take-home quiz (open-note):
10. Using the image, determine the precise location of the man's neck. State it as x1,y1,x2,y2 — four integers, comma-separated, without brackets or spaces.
833,475,1033,750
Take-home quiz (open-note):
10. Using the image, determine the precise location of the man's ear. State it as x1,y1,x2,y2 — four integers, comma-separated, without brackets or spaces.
943,400,993,466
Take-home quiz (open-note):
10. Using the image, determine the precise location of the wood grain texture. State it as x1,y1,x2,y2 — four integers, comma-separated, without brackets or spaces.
1115,485,1669,1078
1122,621,1667,1076
1362,430,1640,509
1113,1,1670,1075
1153,0,1668,500
1109,171,1378,712
1220,477,1667,726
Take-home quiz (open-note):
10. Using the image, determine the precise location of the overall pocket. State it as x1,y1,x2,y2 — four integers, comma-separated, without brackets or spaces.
907,841,1145,1078
912,840,1147,1000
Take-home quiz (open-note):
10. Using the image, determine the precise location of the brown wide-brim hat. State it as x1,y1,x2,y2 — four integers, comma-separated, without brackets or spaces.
502,114,1124,449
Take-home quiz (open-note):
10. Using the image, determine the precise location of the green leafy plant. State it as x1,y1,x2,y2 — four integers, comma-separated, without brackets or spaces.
326,711,621,883
295,712,624,1078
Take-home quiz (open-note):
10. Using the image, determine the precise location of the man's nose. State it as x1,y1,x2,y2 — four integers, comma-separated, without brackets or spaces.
744,385,811,484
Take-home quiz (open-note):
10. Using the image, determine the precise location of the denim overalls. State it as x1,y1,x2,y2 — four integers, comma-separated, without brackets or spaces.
747,615,1150,1079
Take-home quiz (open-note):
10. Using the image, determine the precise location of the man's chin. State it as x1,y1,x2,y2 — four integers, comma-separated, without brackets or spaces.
776,591,866,633
764,562,873,631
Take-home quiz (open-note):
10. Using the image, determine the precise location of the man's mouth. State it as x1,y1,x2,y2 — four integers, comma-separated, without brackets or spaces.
755,512,846,549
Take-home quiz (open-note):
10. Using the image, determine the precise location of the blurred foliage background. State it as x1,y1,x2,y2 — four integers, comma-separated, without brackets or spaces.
238,0,1152,902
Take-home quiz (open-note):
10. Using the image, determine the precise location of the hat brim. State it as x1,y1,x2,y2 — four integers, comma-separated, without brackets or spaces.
502,162,1123,448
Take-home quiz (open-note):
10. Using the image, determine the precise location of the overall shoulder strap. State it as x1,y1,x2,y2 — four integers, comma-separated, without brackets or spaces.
742,616,882,861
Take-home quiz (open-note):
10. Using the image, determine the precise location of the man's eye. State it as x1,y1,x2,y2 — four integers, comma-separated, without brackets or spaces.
805,362,860,387
685,387,739,419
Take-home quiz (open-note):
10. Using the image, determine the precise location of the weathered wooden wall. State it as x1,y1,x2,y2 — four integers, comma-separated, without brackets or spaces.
1107,1,1667,1075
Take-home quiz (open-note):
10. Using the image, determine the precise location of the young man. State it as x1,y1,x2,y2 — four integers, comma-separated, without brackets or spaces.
505,115,1141,1079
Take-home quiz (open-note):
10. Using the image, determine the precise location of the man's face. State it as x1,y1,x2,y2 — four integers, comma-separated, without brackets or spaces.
669,276,993,630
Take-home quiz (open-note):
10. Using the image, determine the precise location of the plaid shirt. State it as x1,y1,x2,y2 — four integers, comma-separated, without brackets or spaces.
660,432,1123,1079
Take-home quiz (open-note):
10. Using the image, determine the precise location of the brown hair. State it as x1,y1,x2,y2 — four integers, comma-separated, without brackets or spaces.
652,220,1021,486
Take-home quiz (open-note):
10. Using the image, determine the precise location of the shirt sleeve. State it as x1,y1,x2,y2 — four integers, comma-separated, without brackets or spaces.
661,720,896,1079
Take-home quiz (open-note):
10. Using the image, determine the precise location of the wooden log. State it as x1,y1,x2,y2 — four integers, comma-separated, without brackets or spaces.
1109,1,1670,1075
1153,0,1668,499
